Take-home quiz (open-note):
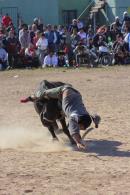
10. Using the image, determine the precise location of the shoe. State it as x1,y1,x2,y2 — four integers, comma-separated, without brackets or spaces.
91,114,101,128
6,66,11,70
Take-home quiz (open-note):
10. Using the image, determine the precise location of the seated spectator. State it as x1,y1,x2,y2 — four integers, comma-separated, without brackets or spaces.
110,16,122,33
0,41,8,70
25,43,38,68
87,38,97,60
98,35,108,53
42,51,58,68
57,51,66,67
73,41,88,66
77,28,87,44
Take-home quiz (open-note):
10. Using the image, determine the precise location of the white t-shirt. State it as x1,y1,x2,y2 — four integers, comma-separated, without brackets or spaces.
36,38,48,50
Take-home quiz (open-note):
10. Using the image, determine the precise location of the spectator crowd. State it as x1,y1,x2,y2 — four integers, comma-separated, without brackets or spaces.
0,11,130,70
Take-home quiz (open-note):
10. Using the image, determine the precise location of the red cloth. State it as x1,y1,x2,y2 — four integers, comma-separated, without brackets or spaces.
20,97,30,103
2,15,12,28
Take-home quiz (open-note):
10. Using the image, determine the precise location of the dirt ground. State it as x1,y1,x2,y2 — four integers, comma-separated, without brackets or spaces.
0,66,130,195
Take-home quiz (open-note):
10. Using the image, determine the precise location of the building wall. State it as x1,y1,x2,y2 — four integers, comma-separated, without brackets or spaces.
58,0,91,24
0,0,59,25
106,0,130,22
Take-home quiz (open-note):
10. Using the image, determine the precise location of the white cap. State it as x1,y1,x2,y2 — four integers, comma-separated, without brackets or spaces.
123,11,128,15
33,17,38,22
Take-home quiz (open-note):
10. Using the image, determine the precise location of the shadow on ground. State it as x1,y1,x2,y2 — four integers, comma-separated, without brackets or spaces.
82,139,130,158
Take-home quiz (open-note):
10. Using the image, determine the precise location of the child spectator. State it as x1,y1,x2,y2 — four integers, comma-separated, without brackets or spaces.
25,43,38,68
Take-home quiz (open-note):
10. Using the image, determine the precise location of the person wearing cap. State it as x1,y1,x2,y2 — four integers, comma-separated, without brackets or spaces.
25,84,101,149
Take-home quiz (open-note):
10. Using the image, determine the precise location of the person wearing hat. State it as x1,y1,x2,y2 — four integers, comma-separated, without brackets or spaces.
22,84,101,149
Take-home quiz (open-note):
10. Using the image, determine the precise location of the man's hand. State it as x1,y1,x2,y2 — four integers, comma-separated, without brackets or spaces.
72,133,87,150
77,141,86,150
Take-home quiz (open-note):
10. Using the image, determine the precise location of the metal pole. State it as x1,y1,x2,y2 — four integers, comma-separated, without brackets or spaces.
93,12,96,34
77,0,95,20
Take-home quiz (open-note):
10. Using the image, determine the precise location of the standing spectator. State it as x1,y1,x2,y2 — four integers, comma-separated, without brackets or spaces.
77,19,84,30
69,19,78,33
29,24,38,44
86,29,94,46
71,28,80,49
58,25,64,35
44,24,56,50
33,30,41,48
38,18,44,32
19,26,30,49
122,12,130,33
0,41,8,70
110,16,122,33
33,18,39,29
36,32,48,65
6,30,19,69
124,26,130,52
53,25,60,52
2,13,12,28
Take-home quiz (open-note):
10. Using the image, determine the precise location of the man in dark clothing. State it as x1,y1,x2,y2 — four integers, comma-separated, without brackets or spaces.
26,84,101,149
6,31,19,68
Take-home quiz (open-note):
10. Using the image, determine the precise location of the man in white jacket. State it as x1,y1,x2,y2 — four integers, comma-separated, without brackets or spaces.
36,33,48,65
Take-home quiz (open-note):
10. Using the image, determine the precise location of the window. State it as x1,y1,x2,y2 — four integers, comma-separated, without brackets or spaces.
62,10,77,25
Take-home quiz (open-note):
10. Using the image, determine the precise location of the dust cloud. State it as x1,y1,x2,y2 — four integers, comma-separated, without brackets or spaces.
0,126,73,152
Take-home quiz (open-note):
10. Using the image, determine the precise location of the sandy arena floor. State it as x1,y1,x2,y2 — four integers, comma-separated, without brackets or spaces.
0,66,130,195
